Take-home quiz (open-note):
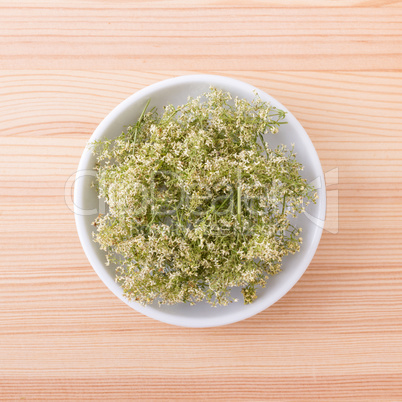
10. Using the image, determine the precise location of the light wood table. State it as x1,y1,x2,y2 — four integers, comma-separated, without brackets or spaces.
1,1,402,400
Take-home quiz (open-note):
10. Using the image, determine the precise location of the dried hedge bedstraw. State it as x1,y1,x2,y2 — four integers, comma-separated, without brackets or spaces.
91,88,317,306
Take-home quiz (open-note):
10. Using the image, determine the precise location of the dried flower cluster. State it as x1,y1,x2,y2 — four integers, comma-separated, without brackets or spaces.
91,88,316,306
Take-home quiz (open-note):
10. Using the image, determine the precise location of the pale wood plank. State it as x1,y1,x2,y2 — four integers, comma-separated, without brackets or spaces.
5,0,402,8
0,5,401,70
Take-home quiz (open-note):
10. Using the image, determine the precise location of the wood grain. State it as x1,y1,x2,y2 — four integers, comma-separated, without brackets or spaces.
1,2,402,70
1,70,402,400
1,1,402,400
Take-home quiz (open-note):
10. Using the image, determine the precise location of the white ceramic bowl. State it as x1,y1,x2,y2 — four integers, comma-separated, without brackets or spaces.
74,74,326,328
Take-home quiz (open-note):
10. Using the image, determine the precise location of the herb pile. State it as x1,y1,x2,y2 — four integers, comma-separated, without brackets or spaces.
91,88,316,306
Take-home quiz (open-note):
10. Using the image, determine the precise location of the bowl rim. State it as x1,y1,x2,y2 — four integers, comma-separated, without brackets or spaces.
74,74,326,327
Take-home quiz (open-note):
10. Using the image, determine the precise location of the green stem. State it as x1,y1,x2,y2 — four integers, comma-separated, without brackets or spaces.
281,195,287,215
258,133,269,156
132,99,151,154
237,185,241,224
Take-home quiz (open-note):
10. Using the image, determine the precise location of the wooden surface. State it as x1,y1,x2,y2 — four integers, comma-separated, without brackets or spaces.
2,4,402,70
1,2,402,401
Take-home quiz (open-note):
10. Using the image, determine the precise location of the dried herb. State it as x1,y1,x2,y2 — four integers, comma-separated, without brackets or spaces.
91,88,316,306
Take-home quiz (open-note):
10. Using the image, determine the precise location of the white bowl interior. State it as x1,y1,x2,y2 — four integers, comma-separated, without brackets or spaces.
74,74,326,327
